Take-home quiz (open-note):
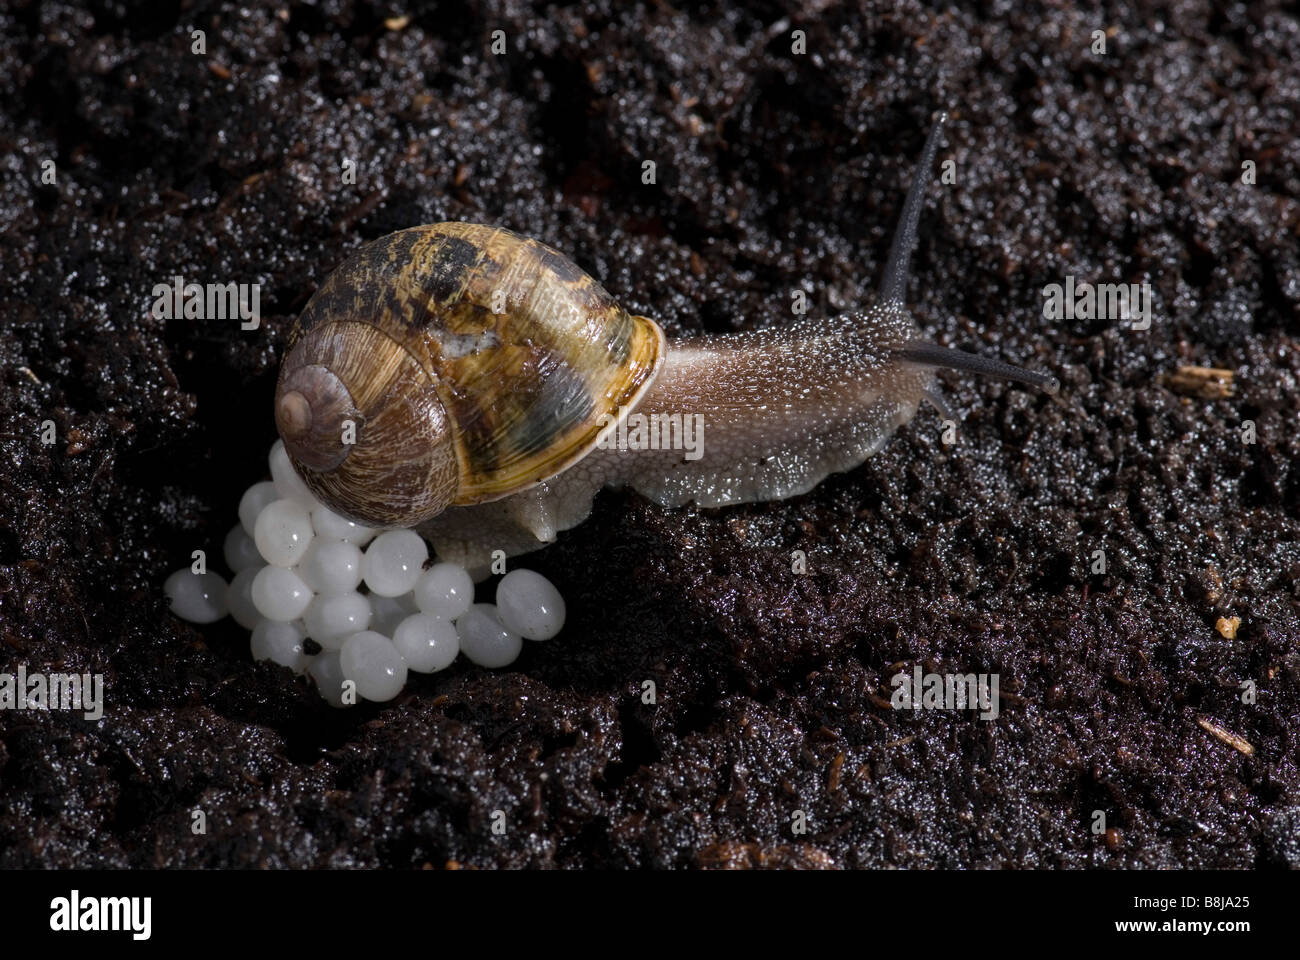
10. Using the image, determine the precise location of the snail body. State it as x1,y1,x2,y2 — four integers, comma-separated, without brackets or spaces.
276,114,1058,570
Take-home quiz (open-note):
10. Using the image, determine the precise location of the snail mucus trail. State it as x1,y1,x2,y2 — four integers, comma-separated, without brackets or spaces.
275,112,1059,572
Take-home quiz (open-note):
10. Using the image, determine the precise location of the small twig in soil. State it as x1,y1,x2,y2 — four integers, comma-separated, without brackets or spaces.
1195,716,1255,756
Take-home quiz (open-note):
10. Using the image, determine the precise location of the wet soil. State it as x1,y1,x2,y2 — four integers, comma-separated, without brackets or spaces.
0,0,1297,867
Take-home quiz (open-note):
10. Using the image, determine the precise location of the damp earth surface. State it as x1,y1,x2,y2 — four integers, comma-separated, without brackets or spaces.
1,0,1298,867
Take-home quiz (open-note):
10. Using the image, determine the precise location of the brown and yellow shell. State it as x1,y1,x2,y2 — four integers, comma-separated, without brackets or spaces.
275,222,664,528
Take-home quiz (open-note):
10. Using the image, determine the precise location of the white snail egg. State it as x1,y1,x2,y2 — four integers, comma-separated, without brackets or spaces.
496,569,565,641
297,538,363,595
163,569,229,623
368,591,418,636
250,619,309,674
238,481,279,536
340,631,408,702
309,651,350,709
269,438,319,507
254,498,315,567
311,504,377,545
413,562,474,620
251,565,313,621
392,613,460,673
303,591,372,650
166,453,571,705
456,603,523,669
226,566,264,629
362,529,428,597
223,524,263,572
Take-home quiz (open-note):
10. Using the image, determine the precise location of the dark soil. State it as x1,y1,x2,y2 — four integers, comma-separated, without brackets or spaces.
1,0,1297,868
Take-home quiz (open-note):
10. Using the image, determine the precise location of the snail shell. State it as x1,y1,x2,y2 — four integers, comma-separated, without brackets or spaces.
276,223,663,527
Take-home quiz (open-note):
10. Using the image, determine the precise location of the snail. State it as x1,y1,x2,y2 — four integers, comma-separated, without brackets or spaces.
274,113,1058,571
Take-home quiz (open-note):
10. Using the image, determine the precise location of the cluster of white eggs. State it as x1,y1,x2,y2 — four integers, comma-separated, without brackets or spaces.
163,440,565,706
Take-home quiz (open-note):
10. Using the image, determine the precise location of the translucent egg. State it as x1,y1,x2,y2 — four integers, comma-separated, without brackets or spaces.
361,530,427,597
251,566,313,621
369,591,419,636
269,438,320,508
496,569,565,640
250,619,309,674
393,613,460,673
222,524,262,572
340,631,409,702
309,652,351,708
302,592,372,650
297,538,363,595
413,562,474,620
253,498,315,567
311,504,377,545
163,569,229,624
456,604,522,668
226,566,264,629
238,481,279,536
